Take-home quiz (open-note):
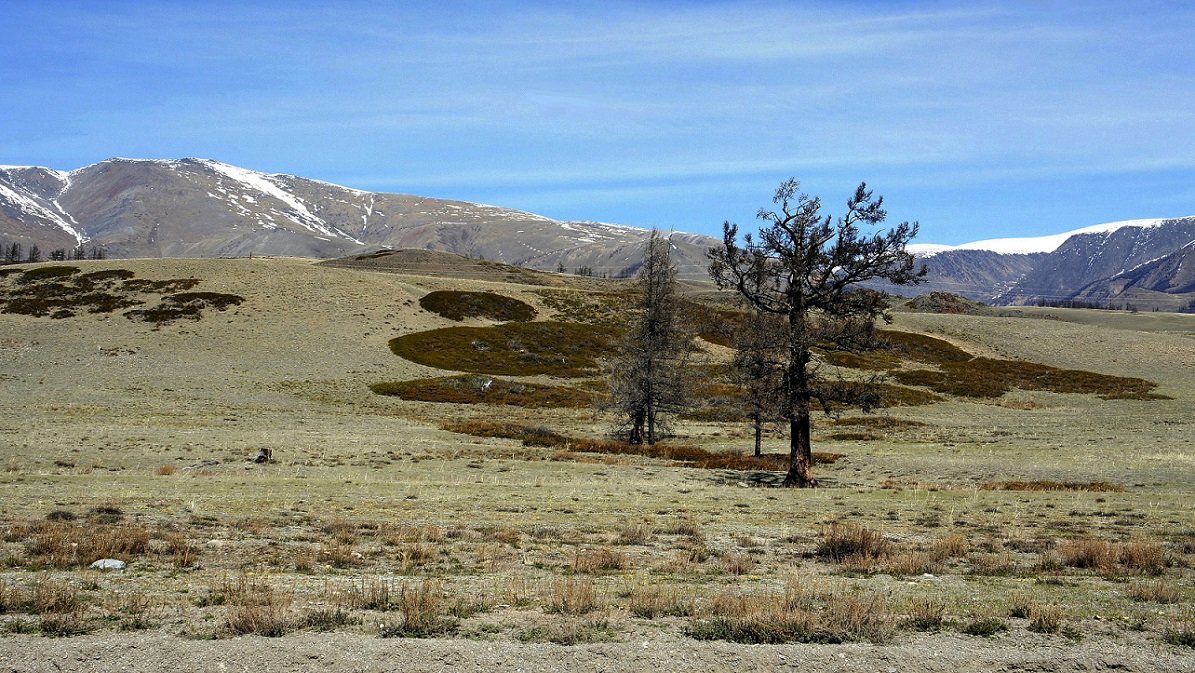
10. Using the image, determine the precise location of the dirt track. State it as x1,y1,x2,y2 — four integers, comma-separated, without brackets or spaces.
3,630,1193,673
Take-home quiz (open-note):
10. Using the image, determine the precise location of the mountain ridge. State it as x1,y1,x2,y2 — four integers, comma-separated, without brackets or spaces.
0,157,718,277
2,157,1193,310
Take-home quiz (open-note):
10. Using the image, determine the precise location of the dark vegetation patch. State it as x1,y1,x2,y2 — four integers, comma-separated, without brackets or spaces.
124,292,244,324
439,420,842,470
980,480,1126,493
891,358,1163,400
16,265,80,282
122,278,200,293
817,329,1163,401
682,381,941,423
419,290,536,322
389,321,621,377
833,416,928,429
370,375,595,408
0,267,227,322
903,291,989,315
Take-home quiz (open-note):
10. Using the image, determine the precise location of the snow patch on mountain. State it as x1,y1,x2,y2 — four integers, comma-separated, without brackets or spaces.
196,159,363,244
910,218,1178,257
0,177,86,244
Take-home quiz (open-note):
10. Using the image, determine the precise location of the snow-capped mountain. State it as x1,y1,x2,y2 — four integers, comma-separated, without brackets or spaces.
0,158,717,277
898,217,1195,311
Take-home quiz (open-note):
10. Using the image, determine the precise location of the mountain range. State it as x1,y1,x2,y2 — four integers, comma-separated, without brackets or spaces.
0,157,715,278
2,158,1193,311
902,217,1195,311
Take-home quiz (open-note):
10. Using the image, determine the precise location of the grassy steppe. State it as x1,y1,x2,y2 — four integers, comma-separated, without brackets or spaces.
0,258,1192,668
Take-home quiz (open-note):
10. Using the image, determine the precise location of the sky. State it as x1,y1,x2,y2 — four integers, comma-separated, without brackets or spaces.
2,1,1193,244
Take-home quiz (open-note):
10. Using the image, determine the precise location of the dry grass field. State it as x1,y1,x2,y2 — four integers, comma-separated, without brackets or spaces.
0,257,1193,672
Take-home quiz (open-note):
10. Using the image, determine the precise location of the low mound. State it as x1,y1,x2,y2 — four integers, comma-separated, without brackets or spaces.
904,291,989,314
370,375,594,408
320,249,579,287
419,290,536,322
388,321,621,377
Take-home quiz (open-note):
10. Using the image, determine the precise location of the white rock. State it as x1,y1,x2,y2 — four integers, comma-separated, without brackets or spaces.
90,558,126,570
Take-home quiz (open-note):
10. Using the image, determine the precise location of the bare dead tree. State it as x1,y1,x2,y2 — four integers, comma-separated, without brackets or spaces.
708,178,925,486
608,230,693,444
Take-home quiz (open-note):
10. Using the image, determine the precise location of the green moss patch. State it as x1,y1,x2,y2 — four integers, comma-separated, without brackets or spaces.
389,321,621,377
370,375,595,408
419,290,536,322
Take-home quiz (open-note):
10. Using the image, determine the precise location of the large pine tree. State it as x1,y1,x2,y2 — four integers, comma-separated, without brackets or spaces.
708,179,925,486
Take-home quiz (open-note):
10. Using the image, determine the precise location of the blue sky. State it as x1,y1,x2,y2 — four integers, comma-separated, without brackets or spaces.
2,1,1193,244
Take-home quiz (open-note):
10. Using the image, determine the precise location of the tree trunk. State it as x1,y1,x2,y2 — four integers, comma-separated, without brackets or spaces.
752,404,762,457
630,409,645,445
783,392,817,487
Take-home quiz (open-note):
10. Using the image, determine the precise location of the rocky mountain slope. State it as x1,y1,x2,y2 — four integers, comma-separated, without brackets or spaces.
902,217,1195,311
0,158,717,277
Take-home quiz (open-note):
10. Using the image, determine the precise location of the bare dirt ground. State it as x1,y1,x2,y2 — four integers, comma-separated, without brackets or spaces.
1,257,1192,672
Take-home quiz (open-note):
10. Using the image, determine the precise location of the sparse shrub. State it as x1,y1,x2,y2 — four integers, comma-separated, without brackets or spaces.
1027,604,1064,634
379,581,456,638
816,522,891,562
1059,538,1117,571
903,597,945,631
300,607,357,632
322,542,363,568
931,533,969,559
164,532,198,568
221,585,294,638
1009,591,1035,619
617,522,654,545
119,591,154,631
880,551,943,577
1127,580,1181,603
1165,609,1195,648
687,584,892,644
574,547,628,574
1118,540,1166,575
156,464,176,476
961,616,1009,637
545,577,599,615
518,618,616,645
719,552,757,576
628,585,695,618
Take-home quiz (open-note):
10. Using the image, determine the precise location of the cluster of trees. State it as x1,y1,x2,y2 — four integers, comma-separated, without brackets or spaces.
1,242,106,265
609,179,923,487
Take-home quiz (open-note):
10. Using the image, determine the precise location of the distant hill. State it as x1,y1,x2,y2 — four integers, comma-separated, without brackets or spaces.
0,158,717,278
